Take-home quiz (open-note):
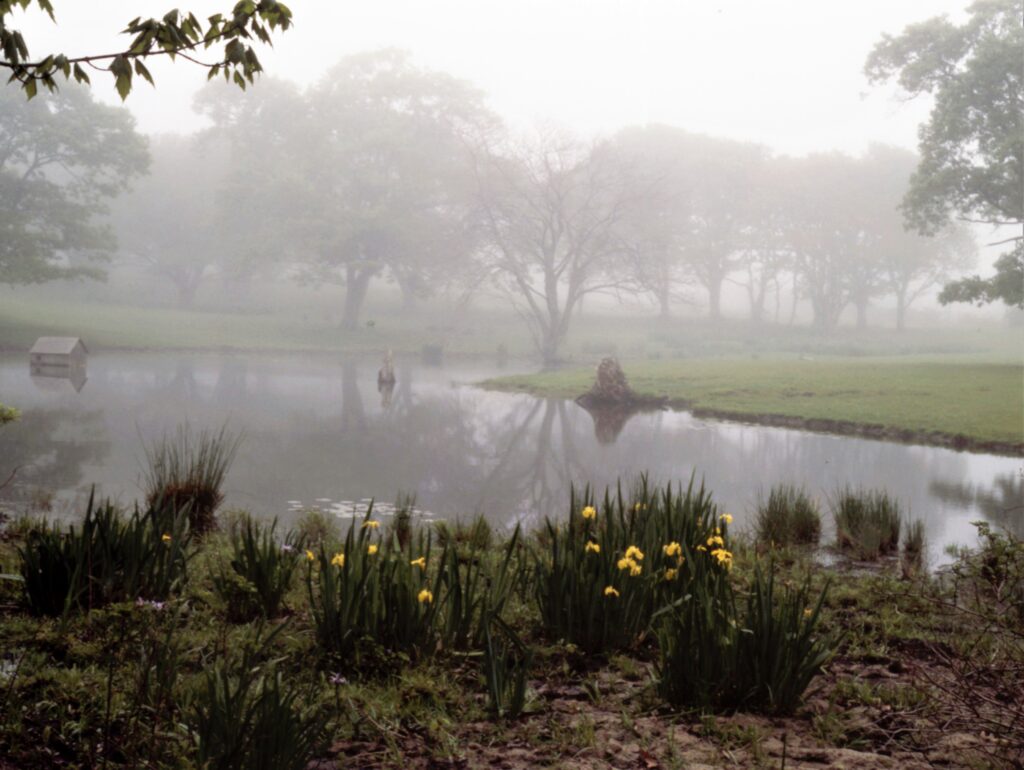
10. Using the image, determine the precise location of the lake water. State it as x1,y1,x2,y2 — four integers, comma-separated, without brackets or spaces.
1,352,1020,564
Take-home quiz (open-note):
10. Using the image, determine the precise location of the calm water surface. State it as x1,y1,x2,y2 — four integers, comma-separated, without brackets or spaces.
1,352,1020,564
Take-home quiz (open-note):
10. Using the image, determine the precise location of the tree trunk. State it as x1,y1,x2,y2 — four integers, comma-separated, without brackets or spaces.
854,298,868,330
895,292,907,331
341,265,373,331
707,279,722,319
657,286,671,319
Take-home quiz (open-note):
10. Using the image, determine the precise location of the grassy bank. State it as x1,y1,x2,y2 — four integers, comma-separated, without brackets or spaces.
1,482,1021,769
1,293,1020,363
484,359,1024,450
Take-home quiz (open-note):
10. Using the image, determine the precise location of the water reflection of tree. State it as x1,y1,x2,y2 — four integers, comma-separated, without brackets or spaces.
930,473,1024,536
0,407,109,505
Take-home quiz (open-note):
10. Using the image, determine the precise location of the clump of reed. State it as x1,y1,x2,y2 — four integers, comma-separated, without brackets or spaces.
143,424,241,535
305,507,444,667
832,487,902,560
755,484,822,547
655,562,832,714
212,517,304,622
190,624,328,770
18,492,190,616
533,476,733,654
901,519,926,577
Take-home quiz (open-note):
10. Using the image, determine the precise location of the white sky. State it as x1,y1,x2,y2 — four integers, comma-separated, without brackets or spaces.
13,0,970,155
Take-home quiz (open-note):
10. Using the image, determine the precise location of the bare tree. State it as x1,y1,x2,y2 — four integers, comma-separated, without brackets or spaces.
474,132,641,364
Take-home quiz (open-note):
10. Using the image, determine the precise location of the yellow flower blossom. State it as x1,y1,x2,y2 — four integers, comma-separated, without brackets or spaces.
581,506,597,520
617,557,633,571
803,607,813,618
720,513,734,524
417,589,433,604
362,520,380,529
585,541,601,554
706,535,725,548
664,568,678,581
367,544,379,556
710,548,733,569
305,549,316,561
410,556,427,569
629,562,642,576
604,586,620,597
331,552,345,568
624,545,644,561
662,541,682,558
617,556,642,576
696,545,707,552
161,533,172,543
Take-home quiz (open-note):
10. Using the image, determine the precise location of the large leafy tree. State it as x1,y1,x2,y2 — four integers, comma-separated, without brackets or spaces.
0,83,148,285
1,1,291,99
866,0,1022,308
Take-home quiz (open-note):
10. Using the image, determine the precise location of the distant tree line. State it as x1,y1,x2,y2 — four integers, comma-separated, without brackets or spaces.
1,1,1018,363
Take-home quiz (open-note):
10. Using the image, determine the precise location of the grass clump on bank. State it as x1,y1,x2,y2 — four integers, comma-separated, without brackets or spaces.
755,484,822,547
832,487,902,560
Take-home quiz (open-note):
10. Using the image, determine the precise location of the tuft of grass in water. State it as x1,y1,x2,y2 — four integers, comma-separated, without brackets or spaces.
832,487,902,560
755,484,822,547
143,424,241,535
212,517,304,621
901,520,926,577
17,491,190,616
293,508,338,548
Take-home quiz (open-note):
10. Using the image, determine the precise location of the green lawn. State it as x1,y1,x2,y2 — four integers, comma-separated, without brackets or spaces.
484,359,1024,446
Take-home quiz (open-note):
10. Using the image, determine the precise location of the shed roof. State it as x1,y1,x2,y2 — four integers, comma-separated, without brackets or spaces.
29,336,88,355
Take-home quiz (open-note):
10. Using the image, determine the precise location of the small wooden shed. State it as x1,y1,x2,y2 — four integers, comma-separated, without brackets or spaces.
29,337,88,368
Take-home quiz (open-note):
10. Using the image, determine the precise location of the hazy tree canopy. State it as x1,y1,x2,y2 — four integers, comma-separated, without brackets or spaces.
0,84,147,286
0,1,292,99
939,243,1024,308
865,0,1023,233
212,51,495,330
110,134,228,307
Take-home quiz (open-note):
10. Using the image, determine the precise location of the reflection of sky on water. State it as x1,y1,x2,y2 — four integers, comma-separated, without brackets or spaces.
1,352,1020,565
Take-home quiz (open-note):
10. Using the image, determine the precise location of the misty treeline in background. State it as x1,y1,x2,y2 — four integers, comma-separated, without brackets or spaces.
1,2,1020,363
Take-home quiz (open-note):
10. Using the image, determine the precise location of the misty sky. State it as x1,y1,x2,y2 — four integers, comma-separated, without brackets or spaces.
14,0,971,155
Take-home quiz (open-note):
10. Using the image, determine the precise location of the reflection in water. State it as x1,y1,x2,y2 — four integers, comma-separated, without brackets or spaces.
578,400,644,444
930,473,1024,537
0,352,1020,564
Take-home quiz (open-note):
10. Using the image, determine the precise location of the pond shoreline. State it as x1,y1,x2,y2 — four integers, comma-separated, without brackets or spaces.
665,399,1024,457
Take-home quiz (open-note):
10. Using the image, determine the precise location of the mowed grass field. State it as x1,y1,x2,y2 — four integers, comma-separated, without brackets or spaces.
484,359,1024,445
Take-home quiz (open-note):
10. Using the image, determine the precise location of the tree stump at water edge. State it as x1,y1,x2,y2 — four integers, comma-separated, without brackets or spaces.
578,357,637,406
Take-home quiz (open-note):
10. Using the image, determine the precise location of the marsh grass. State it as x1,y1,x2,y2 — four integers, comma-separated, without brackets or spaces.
306,507,443,667
190,623,328,770
656,562,832,714
832,487,902,560
482,614,533,720
755,484,822,547
534,476,731,653
143,424,241,535
18,492,190,616
212,517,303,621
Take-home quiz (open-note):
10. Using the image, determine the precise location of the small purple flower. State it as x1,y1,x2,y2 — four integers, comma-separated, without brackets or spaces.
281,544,296,553
135,598,166,611
329,673,347,686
